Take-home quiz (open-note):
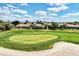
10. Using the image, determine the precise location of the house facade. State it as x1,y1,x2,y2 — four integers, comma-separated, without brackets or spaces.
64,24,79,29
16,23,32,29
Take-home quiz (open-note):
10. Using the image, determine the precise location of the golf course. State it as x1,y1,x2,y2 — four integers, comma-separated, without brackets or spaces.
0,29,79,51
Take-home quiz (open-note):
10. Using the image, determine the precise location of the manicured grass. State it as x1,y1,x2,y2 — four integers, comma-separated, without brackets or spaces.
0,29,79,51
9,35,57,44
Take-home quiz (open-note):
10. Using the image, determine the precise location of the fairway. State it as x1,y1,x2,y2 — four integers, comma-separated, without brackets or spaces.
0,29,79,51
9,35,58,44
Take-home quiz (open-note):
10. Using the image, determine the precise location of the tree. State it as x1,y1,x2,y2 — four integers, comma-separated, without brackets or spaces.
5,24,11,30
24,20,29,24
45,22,49,30
51,22,58,30
0,20,3,23
36,20,44,25
60,25,66,29
11,20,20,26
74,21,79,24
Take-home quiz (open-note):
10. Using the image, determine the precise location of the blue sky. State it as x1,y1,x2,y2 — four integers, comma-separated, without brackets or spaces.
0,3,79,22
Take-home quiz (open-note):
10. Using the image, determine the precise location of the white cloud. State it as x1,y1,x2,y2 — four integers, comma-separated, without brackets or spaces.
24,15,32,18
67,12,79,16
61,12,79,18
2,6,9,9
0,7,13,21
54,3,68,6
35,11,47,16
35,11,58,22
49,13,57,16
14,14,22,17
21,3,28,6
0,5,29,22
0,13,16,21
0,7,11,15
48,3,68,6
0,6,22,21
11,8,27,14
22,15,34,22
61,15,69,17
39,16,54,22
7,4,17,8
47,5,69,12
48,3,54,6
5,4,28,15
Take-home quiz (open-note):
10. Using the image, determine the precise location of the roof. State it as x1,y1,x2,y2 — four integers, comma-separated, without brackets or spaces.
16,24,31,27
65,24,79,27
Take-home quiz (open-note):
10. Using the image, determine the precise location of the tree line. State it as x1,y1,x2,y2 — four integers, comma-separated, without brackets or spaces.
0,20,79,31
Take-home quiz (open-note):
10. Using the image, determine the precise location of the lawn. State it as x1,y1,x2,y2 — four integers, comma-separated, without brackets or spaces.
0,29,79,51
9,35,57,44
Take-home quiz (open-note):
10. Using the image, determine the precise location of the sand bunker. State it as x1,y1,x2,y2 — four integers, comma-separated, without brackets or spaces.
0,41,79,56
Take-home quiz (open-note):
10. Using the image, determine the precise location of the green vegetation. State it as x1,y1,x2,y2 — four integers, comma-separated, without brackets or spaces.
9,35,57,44
0,29,79,51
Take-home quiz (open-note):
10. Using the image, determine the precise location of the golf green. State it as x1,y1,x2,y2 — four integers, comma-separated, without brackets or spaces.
9,35,58,44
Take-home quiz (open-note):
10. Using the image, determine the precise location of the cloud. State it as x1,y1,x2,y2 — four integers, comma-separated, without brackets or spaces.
49,13,58,16
22,15,35,22
61,12,79,17
67,12,79,16
48,3,68,6
20,3,28,6
14,14,22,17
35,11,54,21
35,11,58,22
0,7,11,15
60,12,79,22
0,5,27,22
24,15,32,18
0,7,13,21
2,6,9,9
47,5,69,12
39,16,54,22
7,4,17,8
0,14,16,21
3,4,28,14
61,15,69,17
35,11,47,16
48,3,54,6
54,3,68,6
11,8,27,14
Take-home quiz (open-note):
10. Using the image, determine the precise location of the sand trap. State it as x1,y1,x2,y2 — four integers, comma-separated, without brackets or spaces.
0,41,79,56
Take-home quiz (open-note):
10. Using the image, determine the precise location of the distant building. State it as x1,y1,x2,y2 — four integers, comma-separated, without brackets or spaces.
16,23,31,29
57,22,67,27
0,25,6,31
65,24,79,28
32,23,45,29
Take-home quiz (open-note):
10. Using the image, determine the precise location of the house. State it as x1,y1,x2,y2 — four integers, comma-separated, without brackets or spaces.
57,22,67,27
64,24,79,29
32,23,45,29
0,25,6,31
16,23,32,29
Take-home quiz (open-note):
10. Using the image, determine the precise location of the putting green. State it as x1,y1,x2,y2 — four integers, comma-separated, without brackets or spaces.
9,35,58,44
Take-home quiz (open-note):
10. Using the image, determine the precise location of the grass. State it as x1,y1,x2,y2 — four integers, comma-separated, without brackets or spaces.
0,29,79,51
9,35,57,44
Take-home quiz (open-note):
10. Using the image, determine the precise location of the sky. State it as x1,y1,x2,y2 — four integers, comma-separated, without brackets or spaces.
0,3,79,22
